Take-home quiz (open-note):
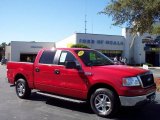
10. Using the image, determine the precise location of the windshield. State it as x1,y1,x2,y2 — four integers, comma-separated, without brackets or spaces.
75,50,114,66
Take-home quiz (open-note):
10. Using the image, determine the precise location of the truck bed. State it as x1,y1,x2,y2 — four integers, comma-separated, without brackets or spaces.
7,61,34,88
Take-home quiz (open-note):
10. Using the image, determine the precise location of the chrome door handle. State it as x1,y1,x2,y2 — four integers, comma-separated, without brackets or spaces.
35,68,40,72
54,69,60,74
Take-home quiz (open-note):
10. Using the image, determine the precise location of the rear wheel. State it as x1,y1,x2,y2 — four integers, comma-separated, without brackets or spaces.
90,88,119,117
15,78,31,99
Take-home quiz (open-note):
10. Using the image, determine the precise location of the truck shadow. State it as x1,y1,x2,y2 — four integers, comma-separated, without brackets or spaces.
46,98,93,114
116,102,160,120
29,92,93,114
28,92,160,120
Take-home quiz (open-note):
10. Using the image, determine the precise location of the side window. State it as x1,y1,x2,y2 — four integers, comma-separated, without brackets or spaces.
58,51,76,65
39,50,56,64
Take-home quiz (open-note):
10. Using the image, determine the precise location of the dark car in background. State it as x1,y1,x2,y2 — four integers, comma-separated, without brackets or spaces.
1,58,7,65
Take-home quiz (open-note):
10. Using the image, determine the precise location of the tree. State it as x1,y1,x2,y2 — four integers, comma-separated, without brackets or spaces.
152,24,160,35
0,42,7,60
101,0,160,34
0,42,7,47
71,44,90,48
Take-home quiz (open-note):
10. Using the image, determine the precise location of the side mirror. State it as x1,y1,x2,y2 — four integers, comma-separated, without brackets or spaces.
65,61,81,69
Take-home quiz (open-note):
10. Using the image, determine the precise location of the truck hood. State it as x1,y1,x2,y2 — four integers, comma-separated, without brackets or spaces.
91,65,148,77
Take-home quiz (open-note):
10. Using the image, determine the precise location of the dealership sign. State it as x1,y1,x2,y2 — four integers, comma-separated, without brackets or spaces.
144,46,160,52
79,39,123,45
31,46,43,49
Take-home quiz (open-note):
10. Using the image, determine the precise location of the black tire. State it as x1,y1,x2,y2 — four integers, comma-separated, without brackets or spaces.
90,88,119,118
15,78,31,99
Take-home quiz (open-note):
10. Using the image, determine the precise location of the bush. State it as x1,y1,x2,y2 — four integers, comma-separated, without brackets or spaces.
71,44,90,48
143,63,153,67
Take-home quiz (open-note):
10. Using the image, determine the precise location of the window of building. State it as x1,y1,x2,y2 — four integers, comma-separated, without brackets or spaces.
39,50,56,64
20,54,37,62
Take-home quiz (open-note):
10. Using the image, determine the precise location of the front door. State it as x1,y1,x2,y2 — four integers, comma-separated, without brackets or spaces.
54,50,88,99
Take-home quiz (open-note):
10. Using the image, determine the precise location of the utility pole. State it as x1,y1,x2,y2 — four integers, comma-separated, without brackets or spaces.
85,14,87,33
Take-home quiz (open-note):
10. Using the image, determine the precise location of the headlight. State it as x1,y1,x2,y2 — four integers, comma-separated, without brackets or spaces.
122,77,140,86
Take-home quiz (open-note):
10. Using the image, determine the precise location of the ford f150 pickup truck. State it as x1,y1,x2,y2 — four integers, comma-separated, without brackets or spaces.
7,48,156,117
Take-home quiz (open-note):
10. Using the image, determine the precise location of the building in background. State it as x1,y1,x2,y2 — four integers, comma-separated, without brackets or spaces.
4,29,160,66
56,33,125,60
5,41,55,62
122,28,160,66
56,29,160,66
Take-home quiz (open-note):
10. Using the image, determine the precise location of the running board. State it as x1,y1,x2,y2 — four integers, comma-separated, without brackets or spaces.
36,91,86,103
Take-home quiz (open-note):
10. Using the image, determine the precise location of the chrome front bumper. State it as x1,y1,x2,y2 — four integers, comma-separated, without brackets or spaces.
119,92,156,106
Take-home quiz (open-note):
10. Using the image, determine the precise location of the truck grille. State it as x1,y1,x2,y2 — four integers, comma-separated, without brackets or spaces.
139,73,154,88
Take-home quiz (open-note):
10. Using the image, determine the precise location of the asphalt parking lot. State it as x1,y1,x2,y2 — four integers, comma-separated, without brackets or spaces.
150,68,160,78
1,65,160,120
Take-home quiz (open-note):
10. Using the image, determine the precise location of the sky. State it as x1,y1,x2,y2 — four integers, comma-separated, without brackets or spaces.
0,0,122,44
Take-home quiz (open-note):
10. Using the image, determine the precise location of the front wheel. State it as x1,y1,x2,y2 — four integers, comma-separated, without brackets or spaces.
15,78,31,99
90,88,119,117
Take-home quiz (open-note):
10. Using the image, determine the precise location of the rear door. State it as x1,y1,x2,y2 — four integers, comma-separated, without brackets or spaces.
34,50,61,93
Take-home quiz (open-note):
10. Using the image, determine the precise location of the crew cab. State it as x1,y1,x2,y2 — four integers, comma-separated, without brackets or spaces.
7,48,156,117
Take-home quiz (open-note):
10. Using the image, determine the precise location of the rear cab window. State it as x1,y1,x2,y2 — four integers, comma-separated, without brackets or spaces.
39,50,56,64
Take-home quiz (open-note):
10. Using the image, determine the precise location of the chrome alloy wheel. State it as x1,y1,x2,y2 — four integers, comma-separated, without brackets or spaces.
94,94,112,114
17,82,25,96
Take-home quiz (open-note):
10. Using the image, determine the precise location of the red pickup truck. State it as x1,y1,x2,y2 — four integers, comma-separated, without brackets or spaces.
7,48,156,117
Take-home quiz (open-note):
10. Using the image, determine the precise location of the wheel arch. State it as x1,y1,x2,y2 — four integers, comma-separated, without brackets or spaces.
14,73,27,84
87,83,119,101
